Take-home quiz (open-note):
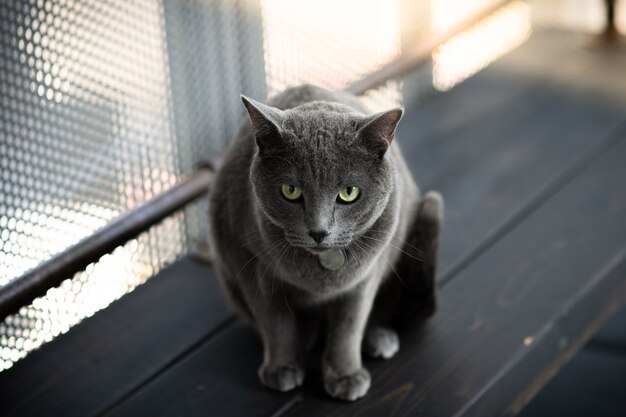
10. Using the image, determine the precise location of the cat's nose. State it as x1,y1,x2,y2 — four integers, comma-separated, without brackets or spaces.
308,230,329,244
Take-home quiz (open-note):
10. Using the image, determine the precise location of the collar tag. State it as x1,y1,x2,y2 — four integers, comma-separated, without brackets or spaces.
319,250,345,271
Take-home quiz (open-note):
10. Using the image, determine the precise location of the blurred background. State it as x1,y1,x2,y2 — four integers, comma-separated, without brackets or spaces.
0,0,624,386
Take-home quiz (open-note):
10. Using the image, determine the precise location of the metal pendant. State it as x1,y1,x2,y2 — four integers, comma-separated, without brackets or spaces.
318,249,345,271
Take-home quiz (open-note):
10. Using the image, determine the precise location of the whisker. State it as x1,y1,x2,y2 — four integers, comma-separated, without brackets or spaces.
352,240,370,260
345,245,360,266
272,243,291,294
358,239,415,295
231,238,284,295
365,229,425,256
238,229,268,246
240,236,265,249
280,270,295,320
292,248,305,282
254,241,288,313
235,238,283,283
360,235,423,262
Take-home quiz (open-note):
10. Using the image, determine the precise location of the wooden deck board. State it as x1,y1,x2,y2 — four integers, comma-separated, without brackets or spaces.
399,60,625,280
519,348,626,417
0,258,231,417
590,305,626,350
106,324,288,417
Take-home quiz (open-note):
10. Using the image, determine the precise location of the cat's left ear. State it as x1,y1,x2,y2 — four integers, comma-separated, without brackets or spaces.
241,95,285,153
356,108,403,159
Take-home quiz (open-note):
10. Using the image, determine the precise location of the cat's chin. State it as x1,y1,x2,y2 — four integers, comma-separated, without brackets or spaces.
305,246,332,255
301,245,347,256
284,241,333,254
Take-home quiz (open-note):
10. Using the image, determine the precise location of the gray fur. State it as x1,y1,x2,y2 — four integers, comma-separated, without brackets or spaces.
208,84,443,401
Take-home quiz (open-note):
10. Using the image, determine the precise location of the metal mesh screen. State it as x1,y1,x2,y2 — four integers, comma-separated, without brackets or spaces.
163,0,267,248
0,0,190,371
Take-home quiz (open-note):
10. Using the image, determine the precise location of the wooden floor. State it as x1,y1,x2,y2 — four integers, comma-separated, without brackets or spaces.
1,29,626,417
520,306,626,417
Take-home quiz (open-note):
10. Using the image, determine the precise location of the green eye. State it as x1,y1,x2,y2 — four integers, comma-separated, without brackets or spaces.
338,186,360,203
281,184,302,201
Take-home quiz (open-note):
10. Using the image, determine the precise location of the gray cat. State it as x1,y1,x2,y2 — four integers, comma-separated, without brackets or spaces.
208,84,443,401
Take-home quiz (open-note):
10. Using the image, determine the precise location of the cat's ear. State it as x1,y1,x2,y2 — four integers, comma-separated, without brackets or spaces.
356,108,403,158
241,95,284,152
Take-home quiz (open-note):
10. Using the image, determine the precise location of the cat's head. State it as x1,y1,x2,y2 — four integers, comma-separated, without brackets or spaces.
242,96,402,254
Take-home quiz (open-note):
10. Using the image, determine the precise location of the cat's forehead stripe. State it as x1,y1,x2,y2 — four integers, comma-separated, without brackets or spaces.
282,115,358,146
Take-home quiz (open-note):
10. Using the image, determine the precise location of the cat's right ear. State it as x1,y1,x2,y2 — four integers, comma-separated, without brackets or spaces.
241,96,284,153
356,108,403,159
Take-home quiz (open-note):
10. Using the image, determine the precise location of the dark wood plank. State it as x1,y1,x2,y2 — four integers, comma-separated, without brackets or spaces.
398,75,625,280
106,323,295,417
0,257,232,417
590,304,626,350
519,349,626,417
398,29,626,281
279,124,626,416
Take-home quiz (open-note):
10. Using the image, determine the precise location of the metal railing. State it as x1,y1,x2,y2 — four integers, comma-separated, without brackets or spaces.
0,166,215,320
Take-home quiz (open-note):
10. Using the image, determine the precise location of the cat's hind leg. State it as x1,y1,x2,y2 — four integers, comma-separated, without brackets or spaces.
365,190,444,351
393,190,443,323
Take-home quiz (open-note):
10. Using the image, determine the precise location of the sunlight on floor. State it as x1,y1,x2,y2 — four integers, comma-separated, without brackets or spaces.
432,1,532,91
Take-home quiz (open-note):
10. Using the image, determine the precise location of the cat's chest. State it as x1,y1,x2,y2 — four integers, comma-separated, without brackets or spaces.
275,247,379,299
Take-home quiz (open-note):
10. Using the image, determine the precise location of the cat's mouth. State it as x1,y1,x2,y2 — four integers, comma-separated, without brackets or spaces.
284,234,350,254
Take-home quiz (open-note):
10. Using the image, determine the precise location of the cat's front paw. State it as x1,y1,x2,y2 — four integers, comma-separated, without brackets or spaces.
363,327,399,359
258,362,305,392
323,367,371,401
